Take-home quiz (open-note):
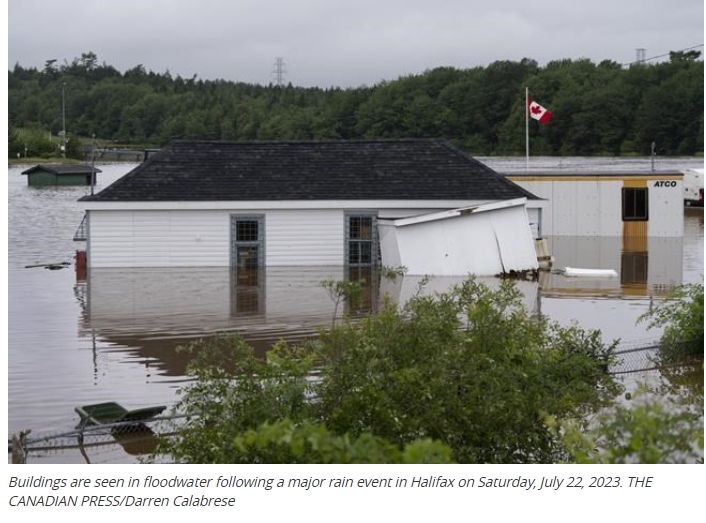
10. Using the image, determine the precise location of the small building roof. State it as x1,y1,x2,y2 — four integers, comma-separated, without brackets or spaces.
504,170,682,178
80,139,537,202
22,164,102,175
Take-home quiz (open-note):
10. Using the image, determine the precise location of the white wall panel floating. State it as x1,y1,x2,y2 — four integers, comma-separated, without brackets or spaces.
378,198,538,276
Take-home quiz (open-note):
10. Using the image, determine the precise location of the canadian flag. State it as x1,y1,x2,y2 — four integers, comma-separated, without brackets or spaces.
527,97,552,125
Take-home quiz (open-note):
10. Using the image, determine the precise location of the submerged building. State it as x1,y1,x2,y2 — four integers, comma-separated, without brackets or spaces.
79,139,540,275
23,163,101,187
505,170,684,238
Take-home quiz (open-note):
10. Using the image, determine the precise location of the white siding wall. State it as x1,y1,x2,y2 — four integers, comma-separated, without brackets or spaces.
265,209,343,266
89,210,232,267
88,208,351,267
87,201,496,268
513,179,628,236
648,180,684,236
598,182,622,236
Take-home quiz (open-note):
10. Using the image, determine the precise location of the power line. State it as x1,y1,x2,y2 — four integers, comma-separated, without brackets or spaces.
624,44,704,66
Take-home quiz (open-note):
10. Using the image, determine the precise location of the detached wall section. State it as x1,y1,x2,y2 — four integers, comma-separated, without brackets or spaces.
378,199,538,276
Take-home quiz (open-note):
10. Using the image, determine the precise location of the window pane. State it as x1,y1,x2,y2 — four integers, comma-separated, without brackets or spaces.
237,221,259,241
624,190,635,217
635,189,647,218
623,188,648,221
348,241,360,265
359,242,372,264
349,216,372,240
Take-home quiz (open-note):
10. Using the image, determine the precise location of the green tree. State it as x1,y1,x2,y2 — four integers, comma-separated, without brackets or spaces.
8,52,704,154
640,282,704,364
8,125,23,158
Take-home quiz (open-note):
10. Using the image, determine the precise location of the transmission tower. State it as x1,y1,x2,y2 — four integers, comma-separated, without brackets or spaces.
272,57,287,87
635,48,646,63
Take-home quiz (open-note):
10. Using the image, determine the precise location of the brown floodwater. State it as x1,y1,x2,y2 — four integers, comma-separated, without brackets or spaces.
7,158,703,463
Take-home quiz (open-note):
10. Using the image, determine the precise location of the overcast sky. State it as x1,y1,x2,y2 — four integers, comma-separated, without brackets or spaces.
7,0,705,88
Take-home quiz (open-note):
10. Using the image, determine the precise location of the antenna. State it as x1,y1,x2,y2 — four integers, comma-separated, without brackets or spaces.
272,57,287,87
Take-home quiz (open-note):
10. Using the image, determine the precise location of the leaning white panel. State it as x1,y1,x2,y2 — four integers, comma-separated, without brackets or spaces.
378,198,538,276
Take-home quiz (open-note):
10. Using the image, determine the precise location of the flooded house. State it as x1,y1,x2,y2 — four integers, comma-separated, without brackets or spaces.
22,163,101,187
79,139,540,275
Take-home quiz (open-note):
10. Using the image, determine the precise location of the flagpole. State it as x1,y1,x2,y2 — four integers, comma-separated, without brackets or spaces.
525,87,529,172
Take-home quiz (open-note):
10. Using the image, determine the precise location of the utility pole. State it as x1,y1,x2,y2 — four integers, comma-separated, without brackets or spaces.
272,57,286,87
651,141,656,172
61,82,67,158
90,135,97,195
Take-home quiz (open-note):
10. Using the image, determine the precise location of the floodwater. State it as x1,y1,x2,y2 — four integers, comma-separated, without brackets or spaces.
6,157,704,463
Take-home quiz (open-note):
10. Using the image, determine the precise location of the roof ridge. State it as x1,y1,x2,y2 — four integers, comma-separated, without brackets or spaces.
170,137,447,145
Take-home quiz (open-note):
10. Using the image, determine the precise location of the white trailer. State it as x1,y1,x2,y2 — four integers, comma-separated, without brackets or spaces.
505,171,684,238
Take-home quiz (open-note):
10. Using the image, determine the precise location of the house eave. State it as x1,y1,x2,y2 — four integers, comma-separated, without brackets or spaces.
81,199,511,211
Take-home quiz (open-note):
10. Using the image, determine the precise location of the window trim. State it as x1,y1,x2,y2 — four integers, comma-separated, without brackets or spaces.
622,187,649,222
344,212,378,267
230,214,265,268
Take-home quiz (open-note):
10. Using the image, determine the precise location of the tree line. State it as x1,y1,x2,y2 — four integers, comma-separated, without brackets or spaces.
7,50,704,158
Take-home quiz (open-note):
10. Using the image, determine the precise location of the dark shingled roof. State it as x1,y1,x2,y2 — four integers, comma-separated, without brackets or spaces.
80,139,537,202
23,164,102,175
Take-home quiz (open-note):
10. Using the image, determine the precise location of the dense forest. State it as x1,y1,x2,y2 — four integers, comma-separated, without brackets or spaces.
7,50,704,158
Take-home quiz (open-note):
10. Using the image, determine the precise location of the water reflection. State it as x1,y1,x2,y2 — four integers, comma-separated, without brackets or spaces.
538,236,683,298
77,228,689,379
78,267,542,377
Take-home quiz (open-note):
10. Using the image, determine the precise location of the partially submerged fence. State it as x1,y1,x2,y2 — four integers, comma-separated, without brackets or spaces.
8,413,187,464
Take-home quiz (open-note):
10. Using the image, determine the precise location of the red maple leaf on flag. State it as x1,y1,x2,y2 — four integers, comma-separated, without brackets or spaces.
527,97,552,125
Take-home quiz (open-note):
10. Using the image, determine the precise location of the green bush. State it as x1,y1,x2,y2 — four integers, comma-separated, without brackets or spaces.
558,386,704,464
162,277,620,464
641,283,704,364
227,419,453,464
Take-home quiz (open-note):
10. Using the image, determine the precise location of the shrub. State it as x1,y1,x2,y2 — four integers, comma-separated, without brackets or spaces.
162,277,620,464
641,283,704,364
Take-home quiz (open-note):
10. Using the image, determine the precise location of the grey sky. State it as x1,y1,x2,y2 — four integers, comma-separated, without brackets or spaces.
7,0,705,87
